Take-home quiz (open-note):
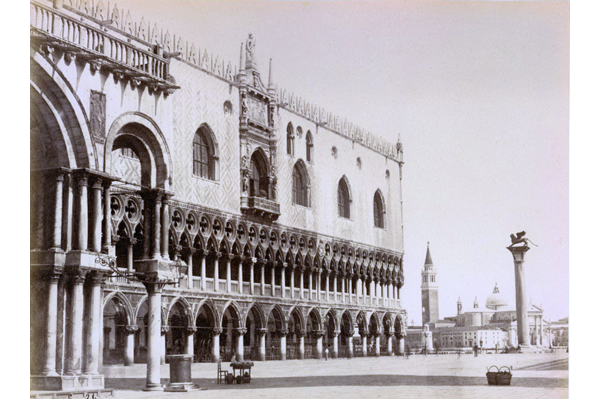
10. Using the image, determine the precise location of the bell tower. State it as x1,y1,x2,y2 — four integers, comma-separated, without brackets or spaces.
421,242,439,326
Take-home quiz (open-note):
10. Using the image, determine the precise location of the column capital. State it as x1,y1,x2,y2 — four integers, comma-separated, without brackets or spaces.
212,327,223,335
281,262,288,268
236,328,248,336
111,234,121,245
187,247,197,255
43,267,64,282
297,330,306,338
186,326,197,335
161,325,170,335
333,330,341,337
70,268,88,284
127,237,138,246
223,253,235,261
90,176,103,189
89,270,106,286
214,251,223,259
277,329,289,337
314,330,325,338
256,328,268,335
125,325,140,334
249,257,257,265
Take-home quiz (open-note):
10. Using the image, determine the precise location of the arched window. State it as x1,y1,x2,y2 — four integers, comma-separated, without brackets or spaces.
373,190,385,228
337,178,351,219
306,130,314,162
286,122,295,156
250,151,269,198
292,161,309,207
193,126,218,180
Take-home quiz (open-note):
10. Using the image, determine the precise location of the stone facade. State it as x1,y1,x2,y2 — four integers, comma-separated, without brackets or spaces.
30,0,406,393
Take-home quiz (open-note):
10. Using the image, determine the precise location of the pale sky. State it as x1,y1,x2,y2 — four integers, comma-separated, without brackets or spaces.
110,0,570,323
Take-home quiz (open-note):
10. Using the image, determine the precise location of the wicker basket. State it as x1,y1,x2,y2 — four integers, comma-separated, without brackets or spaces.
486,365,512,386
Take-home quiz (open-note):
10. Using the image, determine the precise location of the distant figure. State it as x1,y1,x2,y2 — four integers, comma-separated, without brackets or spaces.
473,344,478,357
405,345,410,359
325,347,329,361
230,354,236,366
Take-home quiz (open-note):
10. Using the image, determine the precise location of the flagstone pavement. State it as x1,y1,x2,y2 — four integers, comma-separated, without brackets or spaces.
103,352,568,399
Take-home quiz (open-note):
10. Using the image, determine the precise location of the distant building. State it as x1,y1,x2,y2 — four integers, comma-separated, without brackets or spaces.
418,246,551,351
550,317,568,347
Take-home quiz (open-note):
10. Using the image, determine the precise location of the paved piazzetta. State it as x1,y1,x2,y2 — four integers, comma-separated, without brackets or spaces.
104,352,567,399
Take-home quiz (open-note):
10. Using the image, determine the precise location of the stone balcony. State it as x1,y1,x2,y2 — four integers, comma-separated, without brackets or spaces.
240,196,281,221
30,0,179,95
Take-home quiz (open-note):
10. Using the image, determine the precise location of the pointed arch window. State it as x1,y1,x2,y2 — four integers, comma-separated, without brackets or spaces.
292,161,310,207
193,125,218,180
250,151,269,198
337,178,351,219
286,122,295,156
373,191,386,228
306,130,314,162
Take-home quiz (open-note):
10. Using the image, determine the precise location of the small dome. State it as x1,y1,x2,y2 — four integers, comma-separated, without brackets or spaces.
486,283,508,310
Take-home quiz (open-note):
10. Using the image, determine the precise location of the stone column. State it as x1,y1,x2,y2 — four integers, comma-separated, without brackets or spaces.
214,252,221,292
152,194,162,259
124,325,138,366
238,257,243,294
33,175,45,249
347,334,354,358
315,330,324,359
281,263,287,298
76,174,88,251
271,264,276,297
51,172,64,250
299,268,304,299
316,269,322,301
142,195,152,259
387,334,393,356
260,261,265,296
142,280,164,391
236,328,246,361
341,274,346,303
102,181,112,253
225,254,232,293
333,274,337,302
41,268,62,376
160,198,170,260
249,258,256,295
308,270,313,300
374,334,381,357
332,330,339,359
90,177,103,252
186,327,196,357
211,328,222,362
200,251,207,291
357,277,362,297
298,331,305,360
398,336,405,355
65,269,87,375
127,238,136,272
83,271,104,375
362,334,367,357
160,326,169,364
325,272,330,301
187,249,194,289
290,265,295,299
508,245,531,348
279,330,288,361
257,328,267,361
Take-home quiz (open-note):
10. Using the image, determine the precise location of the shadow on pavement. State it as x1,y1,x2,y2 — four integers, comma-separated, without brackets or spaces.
106,374,567,391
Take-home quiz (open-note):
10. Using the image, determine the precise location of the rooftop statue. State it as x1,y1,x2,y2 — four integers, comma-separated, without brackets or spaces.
246,34,255,65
